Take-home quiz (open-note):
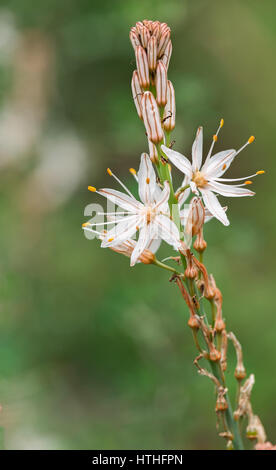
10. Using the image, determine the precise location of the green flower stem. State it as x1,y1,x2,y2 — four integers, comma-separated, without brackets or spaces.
153,258,182,276
209,361,244,450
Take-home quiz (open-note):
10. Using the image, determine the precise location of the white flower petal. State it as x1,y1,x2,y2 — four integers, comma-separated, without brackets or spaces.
137,153,158,205
146,236,161,254
101,215,140,247
98,188,142,212
190,181,199,195
154,214,181,248
200,188,230,226
204,206,227,223
177,175,191,207
161,145,193,178
192,126,203,171
207,181,255,197
202,149,236,178
154,180,170,210
130,224,152,266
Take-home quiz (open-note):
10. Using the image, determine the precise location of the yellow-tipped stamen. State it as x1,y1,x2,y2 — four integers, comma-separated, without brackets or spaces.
107,168,136,199
220,118,224,128
245,180,253,185
205,120,222,162
256,170,265,175
108,237,114,242
216,171,264,183
248,136,255,144
146,177,150,184
82,222,90,227
213,134,218,142
168,163,172,172
88,186,97,192
129,168,136,175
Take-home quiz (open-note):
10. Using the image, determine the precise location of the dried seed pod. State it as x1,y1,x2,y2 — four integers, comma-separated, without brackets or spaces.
147,36,157,71
135,46,150,89
131,70,143,119
163,80,175,131
141,91,164,144
155,60,168,107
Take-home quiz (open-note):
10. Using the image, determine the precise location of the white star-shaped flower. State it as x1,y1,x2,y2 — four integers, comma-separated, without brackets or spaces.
83,153,180,266
161,123,263,226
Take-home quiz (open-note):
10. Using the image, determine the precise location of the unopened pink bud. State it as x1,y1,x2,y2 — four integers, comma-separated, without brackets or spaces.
140,25,150,48
161,40,172,69
155,61,168,107
163,80,176,131
135,21,144,35
129,28,140,50
158,27,171,57
131,70,143,119
148,138,159,163
147,36,157,71
152,21,161,39
135,46,150,89
141,91,164,144
185,198,205,237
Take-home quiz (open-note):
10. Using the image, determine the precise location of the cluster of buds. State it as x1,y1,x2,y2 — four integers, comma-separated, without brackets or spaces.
130,20,176,161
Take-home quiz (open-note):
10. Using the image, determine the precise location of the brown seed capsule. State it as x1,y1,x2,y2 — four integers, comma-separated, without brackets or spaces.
135,46,150,89
147,36,157,71
131,70,143,119
234,365,246,381
141,91,164,144
139,249,156,265
214,317,226,333
155,60,168,107
187,315,200,330
163,80,175,131
209,346,221,362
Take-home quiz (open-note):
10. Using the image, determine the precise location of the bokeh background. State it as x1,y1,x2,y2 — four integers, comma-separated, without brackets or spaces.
0,0,275,450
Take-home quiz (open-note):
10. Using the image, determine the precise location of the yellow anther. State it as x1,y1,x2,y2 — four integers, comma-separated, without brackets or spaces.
168,163,172,172
82,222,90,227
108,237,114,242
213,135,218,142
245,180,253,185
129,168,136,175
220,118,224,128
146,177,150,184
107,168,112,176
248,136,255,144
256,170,265,175
88,186,96,192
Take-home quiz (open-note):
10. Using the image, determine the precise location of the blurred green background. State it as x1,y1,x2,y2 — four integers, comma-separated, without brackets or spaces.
0,0,275,450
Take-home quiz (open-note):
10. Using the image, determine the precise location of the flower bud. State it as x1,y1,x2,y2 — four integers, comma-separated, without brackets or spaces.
162,40,172,69
135,46,150,89
155,60,168,107
163,80,176,131
158,27,171,57
141,91,164,144
129,28,140,50
193,231,207,253
152,21,161,39
148,138,158,164
131,70,143,119
185,197,205,238
140,25,150,48
135,21,144,35
147,36,157,71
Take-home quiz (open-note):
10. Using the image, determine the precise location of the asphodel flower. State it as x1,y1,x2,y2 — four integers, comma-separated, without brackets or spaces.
83,154,180,266
162,122,264,225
